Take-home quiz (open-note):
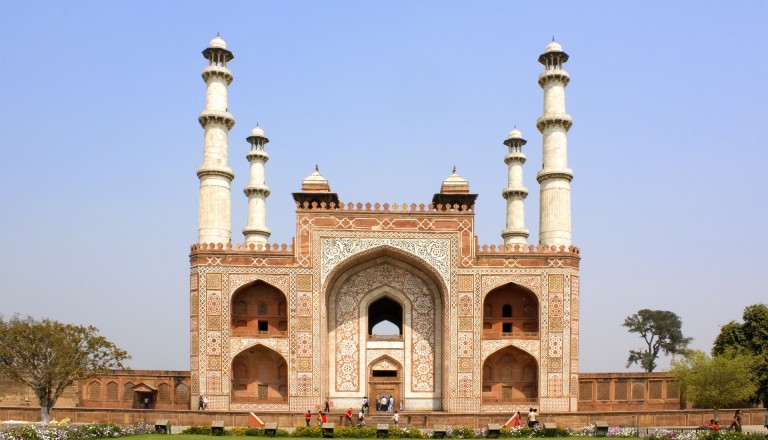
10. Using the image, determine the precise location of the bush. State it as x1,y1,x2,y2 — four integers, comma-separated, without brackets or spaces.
182,426,214,435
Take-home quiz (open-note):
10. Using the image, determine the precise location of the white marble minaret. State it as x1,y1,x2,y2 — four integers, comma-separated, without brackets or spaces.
197,35,236,244
536,40,573,247
501,128,529,245
243,126,271,244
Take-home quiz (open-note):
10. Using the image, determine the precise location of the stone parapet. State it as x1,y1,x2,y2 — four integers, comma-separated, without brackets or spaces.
295,201,476,213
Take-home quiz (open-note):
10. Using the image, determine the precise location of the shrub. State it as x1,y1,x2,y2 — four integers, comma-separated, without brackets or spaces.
181,426,213,435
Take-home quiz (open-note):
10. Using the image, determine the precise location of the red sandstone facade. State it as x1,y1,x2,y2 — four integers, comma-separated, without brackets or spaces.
190,171,581,413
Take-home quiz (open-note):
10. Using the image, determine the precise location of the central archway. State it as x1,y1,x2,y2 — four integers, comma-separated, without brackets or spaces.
326,253,445,411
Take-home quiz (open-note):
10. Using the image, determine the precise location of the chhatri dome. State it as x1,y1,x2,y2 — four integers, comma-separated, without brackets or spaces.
301,165,332,193
250,126,266,138
209,34,227,49
440,167,470,194
545,39,562,53
507,127,523,140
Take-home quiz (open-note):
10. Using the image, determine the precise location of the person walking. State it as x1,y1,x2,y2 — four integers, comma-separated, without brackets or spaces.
527,408,538,428
393,411,399,426
198,395,205,410
358,409,366,428
729,410,742,432
305,409,312,427
345,408,354,426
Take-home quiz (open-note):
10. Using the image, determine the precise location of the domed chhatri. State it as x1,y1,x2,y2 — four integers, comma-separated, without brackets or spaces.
545,39,563,53
440,167,470,194
209,34,227,49
250,126,266,138
507,127,523,140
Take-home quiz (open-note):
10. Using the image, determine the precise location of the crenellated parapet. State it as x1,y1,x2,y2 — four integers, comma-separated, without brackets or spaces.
191,242,293,253
477,243,580,255
295,201,475,213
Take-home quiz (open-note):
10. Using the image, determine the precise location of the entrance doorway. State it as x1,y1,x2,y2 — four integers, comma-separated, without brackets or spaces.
369,361,402,413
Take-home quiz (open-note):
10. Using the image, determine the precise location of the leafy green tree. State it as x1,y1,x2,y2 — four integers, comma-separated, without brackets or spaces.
713,303,768,407
623,309,692,372
670,349,758,421
0,315,130,422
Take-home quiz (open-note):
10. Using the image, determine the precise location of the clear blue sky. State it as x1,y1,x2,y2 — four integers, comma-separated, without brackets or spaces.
1,1,766,372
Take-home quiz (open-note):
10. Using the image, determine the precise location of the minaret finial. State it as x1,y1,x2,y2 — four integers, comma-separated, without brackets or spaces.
552,35,555,41
315,164,319,172
452,165,456,174
217,32,221,37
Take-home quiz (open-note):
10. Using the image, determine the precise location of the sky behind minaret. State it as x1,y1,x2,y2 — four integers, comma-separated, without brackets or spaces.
0,1,766,373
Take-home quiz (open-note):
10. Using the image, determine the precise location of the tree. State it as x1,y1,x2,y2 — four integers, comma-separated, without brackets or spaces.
623,309,692,372
670,349,758,421
0,315,130,422
713,303,768,407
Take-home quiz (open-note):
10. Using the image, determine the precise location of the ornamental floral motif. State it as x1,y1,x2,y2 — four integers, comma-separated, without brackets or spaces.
321,237,450,286
334,263,435,392
229,338,290,360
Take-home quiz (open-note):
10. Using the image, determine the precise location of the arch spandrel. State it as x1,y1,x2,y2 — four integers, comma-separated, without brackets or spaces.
228,274,289,296
320,238,451,292
230,338,290,360
369,355,402,372
481,339,540,363
480,274,541,300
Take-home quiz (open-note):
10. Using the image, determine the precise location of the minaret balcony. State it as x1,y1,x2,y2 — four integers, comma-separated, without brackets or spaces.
197,165,235,181
502,188,528,199
246,149,269,162
537,69,570,87
536,112,572,132
536,169,574,184
198,110,235,130
504,152,527,164
202,66,233,84
244,185,271,197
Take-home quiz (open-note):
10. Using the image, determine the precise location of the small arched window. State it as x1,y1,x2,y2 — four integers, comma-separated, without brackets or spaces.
502,304,513,318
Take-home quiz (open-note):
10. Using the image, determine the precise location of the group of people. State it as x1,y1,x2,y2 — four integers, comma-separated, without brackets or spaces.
306,396,401,429
376,394,397,412
196,394,209,410
508,408,539,428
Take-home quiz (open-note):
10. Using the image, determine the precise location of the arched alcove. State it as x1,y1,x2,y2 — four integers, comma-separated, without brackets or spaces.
325,250,446,410
483,283,539,338
231,345,288,403
231,280,288,336
368,296,403,339
481,346,538,403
